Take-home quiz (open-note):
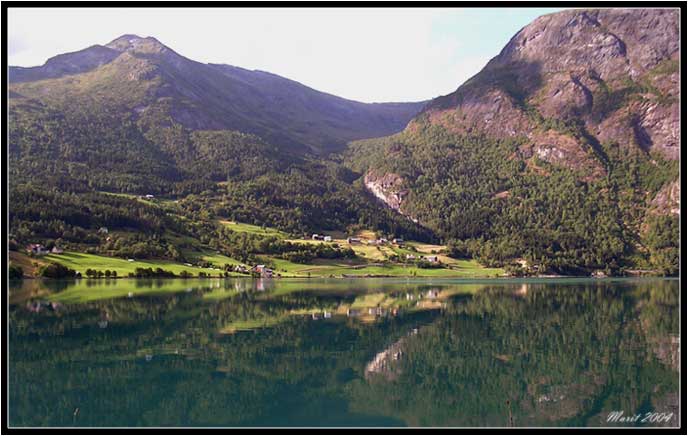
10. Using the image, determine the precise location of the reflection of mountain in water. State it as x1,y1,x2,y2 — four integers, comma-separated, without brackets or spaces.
365,328,418,381
649,335,681,372
349,281,680,427
8,279,679,427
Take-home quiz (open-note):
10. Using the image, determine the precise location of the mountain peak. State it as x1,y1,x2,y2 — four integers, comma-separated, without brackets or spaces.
106,34,168,54
416,8,679,162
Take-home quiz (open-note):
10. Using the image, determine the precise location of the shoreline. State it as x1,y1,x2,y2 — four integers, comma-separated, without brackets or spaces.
10,275,678,282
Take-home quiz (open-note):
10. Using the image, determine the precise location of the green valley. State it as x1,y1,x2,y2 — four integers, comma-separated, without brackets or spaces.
6,7,682,432
7,9,681,279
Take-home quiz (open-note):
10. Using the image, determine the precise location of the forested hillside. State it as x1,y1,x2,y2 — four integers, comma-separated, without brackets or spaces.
345,9,680,275
8,10,681,276
9,34,424,155
8,34,430,258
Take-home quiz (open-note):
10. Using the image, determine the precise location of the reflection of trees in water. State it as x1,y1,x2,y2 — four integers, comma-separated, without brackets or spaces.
347,281,679,427
633,282,681,427
8,285,434,426
8,280,679,427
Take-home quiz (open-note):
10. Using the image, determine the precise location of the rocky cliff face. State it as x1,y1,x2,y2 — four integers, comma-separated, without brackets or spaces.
350,8,679,274
649,179,681,216
415,9,680,172
364,172,418,223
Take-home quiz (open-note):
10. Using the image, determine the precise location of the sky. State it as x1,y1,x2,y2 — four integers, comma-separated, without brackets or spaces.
8,7,563,103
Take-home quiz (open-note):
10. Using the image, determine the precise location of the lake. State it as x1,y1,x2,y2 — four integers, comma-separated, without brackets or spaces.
8,278,680,428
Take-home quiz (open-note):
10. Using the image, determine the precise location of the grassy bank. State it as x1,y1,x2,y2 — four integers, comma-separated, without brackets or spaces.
41,251,232,277
264,256,503,278
12,217,504,279
17,246,503,280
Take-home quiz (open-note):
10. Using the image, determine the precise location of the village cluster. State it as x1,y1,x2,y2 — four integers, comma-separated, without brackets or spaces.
24,228,444,281
26,243,63,255
311,233,404,245
315,234,441,264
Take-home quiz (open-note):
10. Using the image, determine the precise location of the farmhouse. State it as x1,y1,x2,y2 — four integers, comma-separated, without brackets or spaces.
392,238,404,245
51,246,64,254
26,244,49,256
424,255,439,263
323,236,332,242
252,264,274,278
347,237,361,244
312,234,324,240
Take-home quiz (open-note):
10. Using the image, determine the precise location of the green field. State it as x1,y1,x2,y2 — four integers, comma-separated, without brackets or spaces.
181,249,244,268
219,220,289,238
98,191,163,207
263,256,503,278
281,228,503,277
36,216,504,279
44,252,232,278
41,246,503,280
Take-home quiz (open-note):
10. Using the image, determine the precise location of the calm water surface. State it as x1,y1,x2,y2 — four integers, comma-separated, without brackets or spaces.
8,278,680,428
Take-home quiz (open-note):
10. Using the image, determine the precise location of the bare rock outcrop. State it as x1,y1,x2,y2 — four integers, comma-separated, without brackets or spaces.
364,171,418,222
649,179,681,216
415,9,679,175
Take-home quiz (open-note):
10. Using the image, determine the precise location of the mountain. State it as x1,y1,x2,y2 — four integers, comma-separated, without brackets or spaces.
421,8,680,164
9,44,121,83
9,34,424,155
346,8,680,275
8,35,430,247
8,10,680,276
